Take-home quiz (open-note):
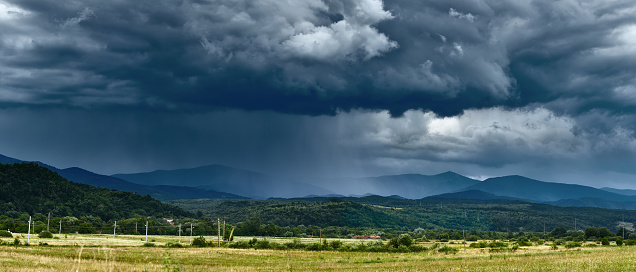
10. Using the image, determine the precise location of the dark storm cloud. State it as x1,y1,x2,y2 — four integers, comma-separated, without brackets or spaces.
2,0,633,117
2,0,636,188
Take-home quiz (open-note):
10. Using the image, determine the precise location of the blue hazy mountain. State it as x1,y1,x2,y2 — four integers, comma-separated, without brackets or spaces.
600,187,636,196
344,171,481,199
462,175,636,202
113,165,334,199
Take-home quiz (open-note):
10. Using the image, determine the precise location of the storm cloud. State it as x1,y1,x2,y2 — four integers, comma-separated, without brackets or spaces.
1,0,636,188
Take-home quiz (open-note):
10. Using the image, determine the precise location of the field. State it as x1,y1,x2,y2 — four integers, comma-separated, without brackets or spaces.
2,234,636,271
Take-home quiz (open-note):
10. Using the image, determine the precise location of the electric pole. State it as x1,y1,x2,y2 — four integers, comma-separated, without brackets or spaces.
113,221,117,238
217,218,221,247
47,212,50,231
27,216,31,244
145,221,148,243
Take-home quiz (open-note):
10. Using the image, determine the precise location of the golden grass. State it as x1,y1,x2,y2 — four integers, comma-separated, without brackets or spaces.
1,235,636,271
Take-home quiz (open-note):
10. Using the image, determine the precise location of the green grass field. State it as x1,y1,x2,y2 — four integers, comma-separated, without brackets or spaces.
1,234,636,271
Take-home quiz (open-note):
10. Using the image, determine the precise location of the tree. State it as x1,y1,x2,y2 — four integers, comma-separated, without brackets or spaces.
551,227,567,238
584,227,598,239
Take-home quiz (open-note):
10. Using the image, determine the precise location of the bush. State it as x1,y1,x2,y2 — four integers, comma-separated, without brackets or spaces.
329,240,343,250
466,235,479,241
0,230,13,238
470,241,488,248
143,242,155,247
437,245,458,254
625,239,636,246
285,239,306,250
616,238,623,246
165,242,183,248
602,238,610,246
306,243,324,251
192,236,207,247
564,242,581,249
253,240,271,249
389,234,413,248
228,241,251,249
38,231,53,239
516,238,533,247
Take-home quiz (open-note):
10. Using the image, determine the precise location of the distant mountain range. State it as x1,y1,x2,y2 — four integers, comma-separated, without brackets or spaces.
3,153,636,211
112,165,334,199
0,154,246,201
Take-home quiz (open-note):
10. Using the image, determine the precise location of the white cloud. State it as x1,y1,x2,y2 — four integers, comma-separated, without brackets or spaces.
449,8,476,22
58,7,95,27
194,0,397,62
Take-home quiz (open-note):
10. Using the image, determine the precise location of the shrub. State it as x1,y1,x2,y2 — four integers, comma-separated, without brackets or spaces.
228,241,251,249
38,231,53,239
625,239,636,246
488,241,508,248
306,243,324,251
329,240,343,250
253,240,271,249
389,234,413,248
470,241,488,248
165,242,183,248
601,238,610,246
408,244,427,252
192,236,207,247
0,230,13,238
437,245,458,254
616,238,623,246
564,242,581,249
285,239,306,250
143,242,155,247
516,238,533,247
466,235,479,241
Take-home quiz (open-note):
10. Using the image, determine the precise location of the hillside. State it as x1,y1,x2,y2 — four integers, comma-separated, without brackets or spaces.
0,163,193,220
113,165,333,199
0,154,246,201
463,175,635,202
169,195,636,232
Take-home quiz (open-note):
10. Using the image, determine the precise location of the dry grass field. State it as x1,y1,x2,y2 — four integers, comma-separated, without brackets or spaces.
1,234,636,271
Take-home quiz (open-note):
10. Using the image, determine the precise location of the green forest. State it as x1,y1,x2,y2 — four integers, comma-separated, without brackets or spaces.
0,163,192,220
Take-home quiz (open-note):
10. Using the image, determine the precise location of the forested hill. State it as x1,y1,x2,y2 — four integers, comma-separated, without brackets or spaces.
0,163,193,220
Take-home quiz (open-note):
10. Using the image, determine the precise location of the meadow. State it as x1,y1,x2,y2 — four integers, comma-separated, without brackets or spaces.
2,233,636,271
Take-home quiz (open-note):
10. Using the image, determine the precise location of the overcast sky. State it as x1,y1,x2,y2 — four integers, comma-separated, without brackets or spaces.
1,0,636,188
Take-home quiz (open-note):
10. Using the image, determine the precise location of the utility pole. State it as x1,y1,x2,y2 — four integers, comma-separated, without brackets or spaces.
47,212,50,231
190,223,193,244
179,224,182,244
59,220,62,236
113,221,117,238
223,221,226,241
27,216,31,244
217,218,221,247
623,214,626,239
574,218,577,232
135,222,138,234
145,221,148,243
